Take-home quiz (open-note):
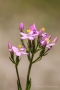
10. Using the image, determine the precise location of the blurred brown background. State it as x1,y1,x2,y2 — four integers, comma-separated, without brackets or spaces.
0,0,60,90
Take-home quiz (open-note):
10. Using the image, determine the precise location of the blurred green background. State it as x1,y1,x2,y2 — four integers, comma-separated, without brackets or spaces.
0,0,60,90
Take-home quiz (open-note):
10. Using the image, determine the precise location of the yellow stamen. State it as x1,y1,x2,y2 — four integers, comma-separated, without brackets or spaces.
46,38,50,43
18,45,22,48
42,28,45,31
27,29,31,33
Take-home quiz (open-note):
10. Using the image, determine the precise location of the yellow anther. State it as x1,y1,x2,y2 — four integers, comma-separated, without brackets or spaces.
42,28,45,31
18,45,22,48
46,38,50,43
27,29,31,33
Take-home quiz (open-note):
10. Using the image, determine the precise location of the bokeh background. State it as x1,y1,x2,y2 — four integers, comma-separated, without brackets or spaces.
0,0,60,90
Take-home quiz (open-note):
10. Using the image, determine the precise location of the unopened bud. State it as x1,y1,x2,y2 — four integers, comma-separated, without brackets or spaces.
8,42,12,50
19,22,24,31
53,37,58,43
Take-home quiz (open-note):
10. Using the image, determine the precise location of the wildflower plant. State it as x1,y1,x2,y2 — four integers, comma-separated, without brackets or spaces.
8,22,58,90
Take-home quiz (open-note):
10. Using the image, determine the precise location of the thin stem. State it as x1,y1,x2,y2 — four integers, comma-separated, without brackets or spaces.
32,56,42,64
25,54,34,90
15,65,22,90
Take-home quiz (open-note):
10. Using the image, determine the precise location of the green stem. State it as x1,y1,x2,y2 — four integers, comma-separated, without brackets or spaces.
21,39,26,47
25,54,34,90
15,65,22,90
32,56,42,64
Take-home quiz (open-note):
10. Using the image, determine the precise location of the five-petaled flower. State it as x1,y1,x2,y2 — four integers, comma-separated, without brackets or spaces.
8,42,28,56
40,35,58,49
20,24,39,40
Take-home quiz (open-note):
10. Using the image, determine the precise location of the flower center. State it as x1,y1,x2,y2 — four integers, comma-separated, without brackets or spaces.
45,38,50,43
42,28,45,31
18,45,22,48
27,29,31,33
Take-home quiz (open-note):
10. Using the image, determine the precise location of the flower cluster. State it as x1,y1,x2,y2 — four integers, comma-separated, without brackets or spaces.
8,42,28,56
8,22,58,58
8,22,58,90
19,23,58,50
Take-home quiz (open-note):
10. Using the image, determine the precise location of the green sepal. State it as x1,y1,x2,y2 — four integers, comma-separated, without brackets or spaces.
31,40,35,53
37,36,40,47
26,48,31,62
27,40,31,51
34,47,42,54
9,57,15,64
10,53,14,60
16,56,21,66
43,52,48,56
40,47,45,57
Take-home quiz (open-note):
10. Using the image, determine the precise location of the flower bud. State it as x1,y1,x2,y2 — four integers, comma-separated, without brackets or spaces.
19,22,24,31
52,37,58,43
8,42,13,54
39,29,43,36
8,42,12,50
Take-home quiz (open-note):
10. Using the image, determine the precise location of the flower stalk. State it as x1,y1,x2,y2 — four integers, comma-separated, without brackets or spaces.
15,64,22,90
25,53,34,90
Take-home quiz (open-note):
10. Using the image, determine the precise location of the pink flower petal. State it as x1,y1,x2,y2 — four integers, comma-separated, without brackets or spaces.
40,40,47,46
21,51,28,55
12,46,18,53
46,44,50,49
52,37,58,43
20,47,26,51
28,36,34,40
9,49,12,52
20,32,27,36
15,52,21,56
20,36,28,39
42,33,48,37
49,43,55,46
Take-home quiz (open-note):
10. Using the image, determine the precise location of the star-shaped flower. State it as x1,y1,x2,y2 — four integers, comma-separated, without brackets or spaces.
8,42,28,56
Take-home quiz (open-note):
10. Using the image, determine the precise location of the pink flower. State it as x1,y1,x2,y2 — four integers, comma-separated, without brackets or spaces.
20,24,39,40
12,46,28,56
40,36,58,49
20,30,39,40
8,42,28,56
20,32,34,40
46,37,58,49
